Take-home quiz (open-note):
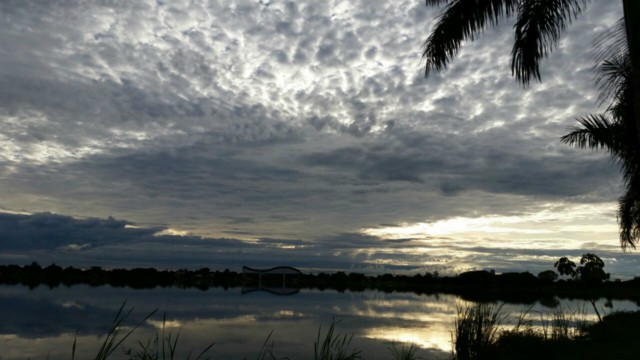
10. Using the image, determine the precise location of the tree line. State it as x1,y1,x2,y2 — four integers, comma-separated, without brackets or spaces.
1,256,638,304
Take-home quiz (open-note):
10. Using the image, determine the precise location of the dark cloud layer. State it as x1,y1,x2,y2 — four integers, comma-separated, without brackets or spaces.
0,212,154,250
1,212,637,278
0,212,250,251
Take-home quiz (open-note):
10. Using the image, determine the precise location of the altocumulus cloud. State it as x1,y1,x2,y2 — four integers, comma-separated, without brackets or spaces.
0,0,635,275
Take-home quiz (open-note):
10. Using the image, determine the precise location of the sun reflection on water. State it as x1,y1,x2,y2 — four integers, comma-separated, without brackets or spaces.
364,326,452,352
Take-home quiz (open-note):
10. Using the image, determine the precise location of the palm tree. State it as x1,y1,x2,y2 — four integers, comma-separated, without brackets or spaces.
561,34,639,249
422,0,640,156
422,0,640,249
423,1,639,87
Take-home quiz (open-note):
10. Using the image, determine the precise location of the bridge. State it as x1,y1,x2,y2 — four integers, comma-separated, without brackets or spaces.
241,266,302,295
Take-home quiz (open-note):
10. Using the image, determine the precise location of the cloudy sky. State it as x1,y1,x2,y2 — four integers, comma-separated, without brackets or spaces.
0,0,637,277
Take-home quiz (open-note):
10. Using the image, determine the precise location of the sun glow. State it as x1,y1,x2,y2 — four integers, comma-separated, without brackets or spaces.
362,202,618,250
154,228,191,237
147,319,182,329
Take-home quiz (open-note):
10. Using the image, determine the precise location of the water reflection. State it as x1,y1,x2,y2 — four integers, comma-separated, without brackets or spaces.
365,326,452,352
0,285,638,359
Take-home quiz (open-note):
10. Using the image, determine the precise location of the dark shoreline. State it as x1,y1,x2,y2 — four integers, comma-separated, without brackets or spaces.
1,262,639,304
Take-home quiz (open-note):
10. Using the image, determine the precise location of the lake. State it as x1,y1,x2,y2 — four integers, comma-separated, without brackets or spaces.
1,285,638,359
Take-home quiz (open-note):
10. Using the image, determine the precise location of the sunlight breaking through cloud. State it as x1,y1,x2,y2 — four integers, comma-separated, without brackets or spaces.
362,202,618,250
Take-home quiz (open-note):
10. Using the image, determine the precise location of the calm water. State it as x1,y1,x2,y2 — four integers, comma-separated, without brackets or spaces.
1,285,638,359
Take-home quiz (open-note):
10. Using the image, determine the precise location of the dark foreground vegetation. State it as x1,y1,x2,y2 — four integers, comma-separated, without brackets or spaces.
70,303,379,360
451,304,640,360
63,302,640,360
1,257,639,303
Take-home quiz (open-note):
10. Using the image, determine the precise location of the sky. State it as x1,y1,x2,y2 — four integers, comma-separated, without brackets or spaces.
0,0,638,278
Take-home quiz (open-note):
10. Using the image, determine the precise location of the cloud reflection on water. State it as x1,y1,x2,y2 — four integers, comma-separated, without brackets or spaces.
1,285,638,359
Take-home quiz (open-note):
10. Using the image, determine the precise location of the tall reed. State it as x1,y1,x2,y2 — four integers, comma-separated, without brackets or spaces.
313,319,362,360
452,303,505,360
71,303,214,360
72,302,157,360
387,343,420,360
127,312,214,360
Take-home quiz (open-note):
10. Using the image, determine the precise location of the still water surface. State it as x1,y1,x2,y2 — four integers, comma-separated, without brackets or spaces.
1,285,638,359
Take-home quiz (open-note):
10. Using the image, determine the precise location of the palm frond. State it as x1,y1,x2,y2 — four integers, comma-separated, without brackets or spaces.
595,54,631,108
423,0,519,77
618,187,640,250
562,113,640,185
592,18,628,70
560,114,620,152
512,0,588,85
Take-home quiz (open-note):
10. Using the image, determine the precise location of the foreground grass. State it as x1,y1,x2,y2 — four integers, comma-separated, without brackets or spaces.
67,303,640,360
452,304,640,360
70,305,211,360
72,305,368,360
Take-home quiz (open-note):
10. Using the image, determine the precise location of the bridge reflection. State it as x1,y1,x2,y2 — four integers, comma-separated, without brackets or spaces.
241,266,302,296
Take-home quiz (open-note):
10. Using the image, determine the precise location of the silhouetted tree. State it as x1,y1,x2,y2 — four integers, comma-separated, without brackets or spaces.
554,257,576,278
554,254,610,284
577,253,610,284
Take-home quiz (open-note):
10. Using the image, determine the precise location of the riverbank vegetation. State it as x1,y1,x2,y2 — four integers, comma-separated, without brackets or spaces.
1,256,639,303
4,253,638,359
451,303,640,360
